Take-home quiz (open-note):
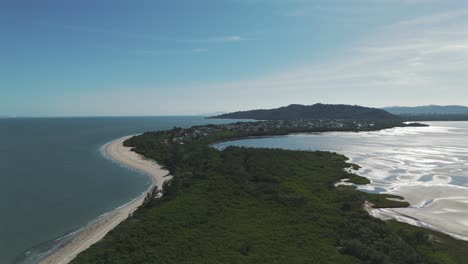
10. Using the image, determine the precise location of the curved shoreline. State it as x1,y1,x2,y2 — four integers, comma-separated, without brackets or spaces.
366,185,468,241
38,125,468,262
213,126,468,242
39,136,171,264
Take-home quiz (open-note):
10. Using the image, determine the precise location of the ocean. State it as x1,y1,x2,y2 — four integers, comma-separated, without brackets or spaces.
0,116,236,264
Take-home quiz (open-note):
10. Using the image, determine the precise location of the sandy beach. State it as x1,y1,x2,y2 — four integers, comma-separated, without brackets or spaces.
40,136,171,264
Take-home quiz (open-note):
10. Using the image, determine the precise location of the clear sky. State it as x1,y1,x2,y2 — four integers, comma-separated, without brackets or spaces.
2,0,467,116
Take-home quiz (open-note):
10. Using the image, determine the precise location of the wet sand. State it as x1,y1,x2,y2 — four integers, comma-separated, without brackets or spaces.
40,136,171,264
367,184,468,241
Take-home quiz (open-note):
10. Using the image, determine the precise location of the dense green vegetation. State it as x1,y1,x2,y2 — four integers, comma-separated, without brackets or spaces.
347,174,371,185
73,126,468,264
211,103,397,120
388,221,468,264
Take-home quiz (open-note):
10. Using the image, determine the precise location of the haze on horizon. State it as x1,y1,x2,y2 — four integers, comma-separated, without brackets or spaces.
2,0,468,117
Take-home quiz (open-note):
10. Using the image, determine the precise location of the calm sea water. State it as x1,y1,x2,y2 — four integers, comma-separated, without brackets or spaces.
215,122,468,194
0,116,237,264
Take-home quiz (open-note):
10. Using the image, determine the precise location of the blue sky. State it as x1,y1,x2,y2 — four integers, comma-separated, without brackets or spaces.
2,0,468,116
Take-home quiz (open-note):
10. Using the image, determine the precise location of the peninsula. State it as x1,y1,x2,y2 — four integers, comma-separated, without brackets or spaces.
71,115,468,263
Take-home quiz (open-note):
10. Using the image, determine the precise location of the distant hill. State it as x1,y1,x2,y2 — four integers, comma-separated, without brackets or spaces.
210,104,397,120
383,105,468,115
199,111,227,117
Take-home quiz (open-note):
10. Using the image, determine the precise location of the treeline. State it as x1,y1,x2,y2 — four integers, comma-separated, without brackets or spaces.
73,126,468,264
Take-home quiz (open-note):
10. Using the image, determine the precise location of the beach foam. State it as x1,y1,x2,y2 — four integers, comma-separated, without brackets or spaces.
39,136,171,264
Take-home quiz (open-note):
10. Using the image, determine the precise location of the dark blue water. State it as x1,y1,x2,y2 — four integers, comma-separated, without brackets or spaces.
0,116,238,264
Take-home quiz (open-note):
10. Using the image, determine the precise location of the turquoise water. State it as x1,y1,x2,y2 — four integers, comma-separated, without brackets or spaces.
0,116,236,264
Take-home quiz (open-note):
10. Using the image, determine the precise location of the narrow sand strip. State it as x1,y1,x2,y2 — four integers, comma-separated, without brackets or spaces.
40,136,171,264
366,184,468,241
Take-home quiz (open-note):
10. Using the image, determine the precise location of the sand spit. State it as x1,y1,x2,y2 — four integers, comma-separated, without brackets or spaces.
366,184,468,241
40,136,171,264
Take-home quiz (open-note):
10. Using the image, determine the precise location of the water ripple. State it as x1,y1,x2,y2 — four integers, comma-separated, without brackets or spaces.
214,121,468,239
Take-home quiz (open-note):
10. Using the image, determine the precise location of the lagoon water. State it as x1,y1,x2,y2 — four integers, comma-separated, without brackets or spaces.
215,122,468,192
0,117,235,264
215,122,468,238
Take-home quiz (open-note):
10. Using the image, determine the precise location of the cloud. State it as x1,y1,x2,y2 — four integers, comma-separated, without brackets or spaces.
178,9,468,109
25,6,468,115
396,9,468,26
100,8,468,114
38,21,245,44
131,48,209,55
370,0,444,4
132,49,168,55
221,35,243,42
192,48,209,53
192,35,245,43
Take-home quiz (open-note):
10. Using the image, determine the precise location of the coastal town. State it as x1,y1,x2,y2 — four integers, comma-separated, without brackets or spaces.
167,119,392,143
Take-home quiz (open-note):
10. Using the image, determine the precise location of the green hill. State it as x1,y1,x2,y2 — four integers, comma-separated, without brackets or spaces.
211,104,397,120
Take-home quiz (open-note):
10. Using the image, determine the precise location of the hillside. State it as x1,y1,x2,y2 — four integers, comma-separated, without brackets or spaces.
384,105,468,115
211,104,397,120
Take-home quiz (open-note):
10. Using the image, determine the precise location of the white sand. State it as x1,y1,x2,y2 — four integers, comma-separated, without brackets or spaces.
367,184,468,241
40,136,171,264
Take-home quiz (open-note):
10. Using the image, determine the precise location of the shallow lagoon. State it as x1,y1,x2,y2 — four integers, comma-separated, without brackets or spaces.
215,122,468,192
215,122,468,239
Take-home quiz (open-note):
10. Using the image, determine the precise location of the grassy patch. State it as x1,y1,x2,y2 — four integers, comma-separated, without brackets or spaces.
347,174,370,185
366,193,410,208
